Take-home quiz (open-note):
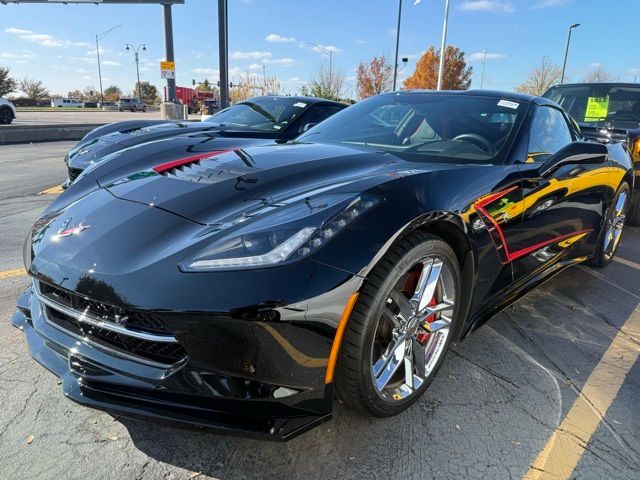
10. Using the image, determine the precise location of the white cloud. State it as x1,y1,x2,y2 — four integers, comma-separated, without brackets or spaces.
248,63,262,70
5,27,92,48
265,33,296,43
86,47,111,56
0,52,36,59
101,60,121,66
532,0,571,8
193,67,218,75
589,62,602,68
309,44,341,54
75,67,88,73
459,1,515,13
230,50,272,60
468,52,507,61
262,57,294,67
356,39,366,45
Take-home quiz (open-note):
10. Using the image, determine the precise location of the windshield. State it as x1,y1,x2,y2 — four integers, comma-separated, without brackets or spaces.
204,97,309,131
544,85,640,129
297,94,525,163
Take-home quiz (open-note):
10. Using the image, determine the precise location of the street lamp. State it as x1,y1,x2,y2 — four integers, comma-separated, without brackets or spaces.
125,43,147,99
561,23,580,84
95,25,120,103
436,0,451,91
480,49,487,89
392,0,424,91
307,41,333,90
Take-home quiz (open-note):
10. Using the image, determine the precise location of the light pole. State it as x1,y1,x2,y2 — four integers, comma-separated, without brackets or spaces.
125,43,146,99
436,0,451,90
480,49,487,89
392,0,404,91
561,23,580,84
307,41,333,91
95,25,120,103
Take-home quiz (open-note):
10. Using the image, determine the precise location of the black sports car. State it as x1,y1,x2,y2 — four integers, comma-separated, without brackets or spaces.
14,90,633,440
63,95,346,186
543,83,640,225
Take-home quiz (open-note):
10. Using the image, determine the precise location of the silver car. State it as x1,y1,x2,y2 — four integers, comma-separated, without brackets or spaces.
117,98,146,112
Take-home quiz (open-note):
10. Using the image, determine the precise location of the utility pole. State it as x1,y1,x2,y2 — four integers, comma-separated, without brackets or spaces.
436,0,451,90
480,49,487,89
163,3,177,102
95,25,120,103
125,43,146,99
392,0,403,91
561,23,580,84
218,0,229,108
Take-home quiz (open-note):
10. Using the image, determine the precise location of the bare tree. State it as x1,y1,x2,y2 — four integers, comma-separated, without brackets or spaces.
19,77,50,100
301,63,347,101
261,75,281,95
515,58,562,96
583,66,615,83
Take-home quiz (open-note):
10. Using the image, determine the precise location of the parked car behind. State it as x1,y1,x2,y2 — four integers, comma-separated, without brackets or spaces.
83,101,98,109
117,98,147,112
51,98,83,108
0,98,16,124
543,82,640,224
62,95,347,186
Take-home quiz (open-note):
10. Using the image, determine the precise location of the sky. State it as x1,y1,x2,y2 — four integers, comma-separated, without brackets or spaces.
1,0,639,99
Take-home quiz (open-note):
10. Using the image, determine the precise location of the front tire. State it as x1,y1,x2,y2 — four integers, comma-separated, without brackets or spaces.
0,107,13,124
335,231,460,417
589,182,630,268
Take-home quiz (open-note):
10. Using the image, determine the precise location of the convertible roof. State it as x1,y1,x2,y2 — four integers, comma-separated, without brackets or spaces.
385,89,555,106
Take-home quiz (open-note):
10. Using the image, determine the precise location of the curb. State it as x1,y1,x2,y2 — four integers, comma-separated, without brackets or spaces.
0,124,105,144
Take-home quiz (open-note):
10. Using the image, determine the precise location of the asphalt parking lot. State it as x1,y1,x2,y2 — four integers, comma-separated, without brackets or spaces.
0,142,638,480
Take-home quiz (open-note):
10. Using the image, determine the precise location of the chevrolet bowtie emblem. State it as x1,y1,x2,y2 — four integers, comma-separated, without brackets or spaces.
54,220,90,240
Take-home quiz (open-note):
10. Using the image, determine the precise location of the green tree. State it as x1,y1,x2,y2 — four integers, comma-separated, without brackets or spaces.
134,81,159,104
103,85,122,102
19,77,49,100
82,86,99,101
0,67,18,97
403,46,472,90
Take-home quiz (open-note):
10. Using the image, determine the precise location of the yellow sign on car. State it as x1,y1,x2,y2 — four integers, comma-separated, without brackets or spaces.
584,96,609,122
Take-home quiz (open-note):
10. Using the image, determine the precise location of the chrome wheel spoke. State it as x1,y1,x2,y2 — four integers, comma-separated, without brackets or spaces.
381,304,402,328
412,337,427,379
372,336,407,390
412,259,443,315
388,289,412,320
424,315,452,333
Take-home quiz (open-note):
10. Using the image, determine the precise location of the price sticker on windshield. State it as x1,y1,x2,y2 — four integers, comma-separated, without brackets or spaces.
584,96,609,122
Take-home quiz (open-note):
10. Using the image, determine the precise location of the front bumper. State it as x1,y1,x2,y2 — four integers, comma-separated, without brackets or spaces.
12,281,348,440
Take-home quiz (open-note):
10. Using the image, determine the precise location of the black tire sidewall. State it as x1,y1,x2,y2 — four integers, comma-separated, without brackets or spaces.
338,233,461,417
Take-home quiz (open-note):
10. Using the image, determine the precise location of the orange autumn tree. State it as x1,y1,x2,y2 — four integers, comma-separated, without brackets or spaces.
356,55,394,99
403,46,472,90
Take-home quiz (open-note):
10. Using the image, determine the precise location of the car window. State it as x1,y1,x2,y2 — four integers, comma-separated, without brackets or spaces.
298,105,344,134
298,94,526,164
526,106,573,163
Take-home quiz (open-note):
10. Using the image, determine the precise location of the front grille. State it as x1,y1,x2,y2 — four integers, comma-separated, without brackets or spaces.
39,282,171,335
68,166,83,181
38,282,187,365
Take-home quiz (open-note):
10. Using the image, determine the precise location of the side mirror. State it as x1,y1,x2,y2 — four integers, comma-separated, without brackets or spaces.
539,141,607,177
302,122,318,133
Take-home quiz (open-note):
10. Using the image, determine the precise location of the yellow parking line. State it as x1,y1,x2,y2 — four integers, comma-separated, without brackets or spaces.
523,308,640,480
0,268,27,279
613,256,640,271
37,185,63,195
259,322,327,368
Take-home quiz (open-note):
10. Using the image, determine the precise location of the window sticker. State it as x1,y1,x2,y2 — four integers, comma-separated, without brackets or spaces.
497,99,519,109
293,102,307,108
584,96,609,122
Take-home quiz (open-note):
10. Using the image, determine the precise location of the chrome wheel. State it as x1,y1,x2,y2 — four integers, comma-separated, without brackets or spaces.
603,190,627,260
370,255,455,402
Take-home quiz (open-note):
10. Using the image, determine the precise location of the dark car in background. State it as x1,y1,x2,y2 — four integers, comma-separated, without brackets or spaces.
544,83,640,224
117,97,147,112
14,90,633,440
63,96,347,186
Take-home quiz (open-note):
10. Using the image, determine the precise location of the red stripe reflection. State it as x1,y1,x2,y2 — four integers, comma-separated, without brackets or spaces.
153,149,233,173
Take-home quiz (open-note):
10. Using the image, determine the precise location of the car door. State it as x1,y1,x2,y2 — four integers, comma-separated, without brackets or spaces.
511,104,610,281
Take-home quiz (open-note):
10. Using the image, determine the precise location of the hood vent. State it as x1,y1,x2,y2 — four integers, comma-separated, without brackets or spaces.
157,150,259,185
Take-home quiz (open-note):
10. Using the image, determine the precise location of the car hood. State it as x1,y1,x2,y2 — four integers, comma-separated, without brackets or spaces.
67,121,281,170
98,143,430,225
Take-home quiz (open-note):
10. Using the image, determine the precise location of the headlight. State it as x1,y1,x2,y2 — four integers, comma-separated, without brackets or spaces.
180,193,381,271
